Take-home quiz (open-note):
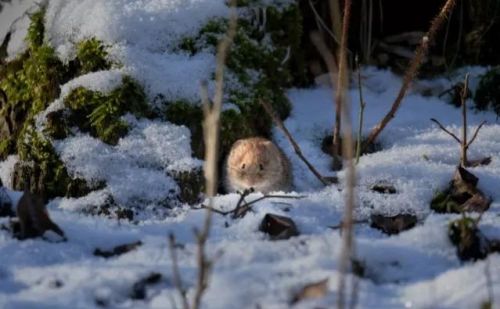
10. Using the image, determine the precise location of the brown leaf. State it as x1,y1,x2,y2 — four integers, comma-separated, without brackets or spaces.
461,193,491,212
259,213,299,240
290,279,329,304
370,214,417,235
453,166,478,193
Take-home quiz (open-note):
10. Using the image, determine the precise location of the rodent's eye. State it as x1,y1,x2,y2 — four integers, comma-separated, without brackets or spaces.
259,164,264,171
241,164,246,170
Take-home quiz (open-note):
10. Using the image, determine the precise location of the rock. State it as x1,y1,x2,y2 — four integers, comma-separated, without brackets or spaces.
370,214,417,235
259,213,299,240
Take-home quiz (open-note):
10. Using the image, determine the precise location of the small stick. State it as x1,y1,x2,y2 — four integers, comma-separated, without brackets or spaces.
259,100,331,186
461,74,469,166
466,121,486,149
430,118,461,144
355,55,366,164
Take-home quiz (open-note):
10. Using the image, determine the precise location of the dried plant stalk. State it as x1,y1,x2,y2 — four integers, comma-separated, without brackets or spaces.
259,99,331,186
329,0,358,308
193,3,238,308
363,0,457,149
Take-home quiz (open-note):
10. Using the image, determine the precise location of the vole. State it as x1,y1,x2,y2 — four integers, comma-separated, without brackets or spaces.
224,137,292,193
16,186,66,240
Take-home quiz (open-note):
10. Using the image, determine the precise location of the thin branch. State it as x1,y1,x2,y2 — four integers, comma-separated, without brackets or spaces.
335,1,357,308
430,118,462,144
192,2,238,309
355,55,366,164
308,0,342,47
192,194,305,218
461,73,469,166
363,0,457,149
466,121,487,149
168,234,189,309
259,99,331,186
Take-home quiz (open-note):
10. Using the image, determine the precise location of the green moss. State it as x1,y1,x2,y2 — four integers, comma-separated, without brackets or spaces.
76,38,111,74
0,139,14,160
170,167,205,204
27,10,45,49
164,100,260,159
64,76,149,145
475,67,500,116
175,2,304,136
430,189,461,213
164,100,204,157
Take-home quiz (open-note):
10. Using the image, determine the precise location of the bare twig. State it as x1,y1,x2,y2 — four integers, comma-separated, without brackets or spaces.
355,56,366,164
192,194,305,218
430,118,461,144
259,99,331,186
363,0,457,149
466,121,486,149
461,74,469,166
168,234,189,309
308,0,341,48
332,0,358,308
431,73,487,167
191,2,237,309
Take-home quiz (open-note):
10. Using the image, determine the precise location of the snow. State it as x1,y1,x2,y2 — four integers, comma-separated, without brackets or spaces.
1,0,500,308
2,65,500,307
53,117,201,209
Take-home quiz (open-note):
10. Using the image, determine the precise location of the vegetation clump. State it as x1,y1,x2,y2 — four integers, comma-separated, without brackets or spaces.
75,37,112,74
475,67,500,116
174,2,305,150
63,76,149,145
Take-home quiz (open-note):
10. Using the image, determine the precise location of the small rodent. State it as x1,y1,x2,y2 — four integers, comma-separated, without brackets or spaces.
16,187,65,240
224,137,292,193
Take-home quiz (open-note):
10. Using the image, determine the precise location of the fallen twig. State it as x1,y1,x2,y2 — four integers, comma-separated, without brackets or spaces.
192,193,306,218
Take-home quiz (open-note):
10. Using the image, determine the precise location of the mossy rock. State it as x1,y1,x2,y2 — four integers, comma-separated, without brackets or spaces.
475,67,500,116
170,167,205,205
63,76,150,145
43,110,69,139
75,38,112,75
81,193,134,221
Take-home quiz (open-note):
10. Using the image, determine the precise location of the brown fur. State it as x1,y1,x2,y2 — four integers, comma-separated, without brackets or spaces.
224,137,292,193
16,188,65,240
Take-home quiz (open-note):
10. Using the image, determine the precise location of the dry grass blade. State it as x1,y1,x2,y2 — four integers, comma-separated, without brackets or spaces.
259,99,331,186
363,0,457,149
